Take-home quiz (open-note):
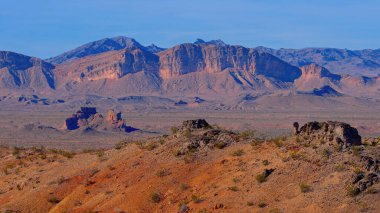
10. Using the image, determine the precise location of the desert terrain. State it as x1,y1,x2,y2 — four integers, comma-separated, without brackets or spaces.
0,119,379,212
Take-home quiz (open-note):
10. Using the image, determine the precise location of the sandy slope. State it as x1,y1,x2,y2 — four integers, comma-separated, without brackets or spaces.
0,124,379,212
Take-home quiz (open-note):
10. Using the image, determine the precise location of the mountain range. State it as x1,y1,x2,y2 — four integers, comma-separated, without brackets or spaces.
1,36,380,105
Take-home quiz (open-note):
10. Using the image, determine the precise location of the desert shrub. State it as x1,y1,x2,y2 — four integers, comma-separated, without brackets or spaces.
366,187,378,194
114,141,126,150
58,176,66,185
171,126,179,134
199,209,209,213
299,182,311,193
322,148,332,158
12,147,22,156
250,139,264,148
335,164,345,172
47,196,61,204
352,146,362,156
150,192,162,203
239,129,255,140
182,129,192,139
232,178,240,183
258,202,267,208
262,160,270,166
191,195,202,203
247,201,254,206
228,186,239,191
346,185,360,197
96,150,105,158
255,174,267,183
156,168,171,177
145,142,158,151
232,149,245,157
269,208,282,213
272,136,287,147
180,183,189,191
51,149,75,159
214,141,227,149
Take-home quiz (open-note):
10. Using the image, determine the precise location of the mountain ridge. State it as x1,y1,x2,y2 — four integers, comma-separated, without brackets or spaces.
1,37,380,103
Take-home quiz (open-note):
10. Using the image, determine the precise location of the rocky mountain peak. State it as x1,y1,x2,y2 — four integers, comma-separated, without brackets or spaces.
46,36,146,65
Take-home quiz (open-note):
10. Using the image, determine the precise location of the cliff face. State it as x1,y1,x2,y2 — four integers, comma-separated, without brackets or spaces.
0,51,55,92
159,43,301,82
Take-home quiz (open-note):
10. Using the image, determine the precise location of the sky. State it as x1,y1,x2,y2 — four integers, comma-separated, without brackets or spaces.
1,0,379,58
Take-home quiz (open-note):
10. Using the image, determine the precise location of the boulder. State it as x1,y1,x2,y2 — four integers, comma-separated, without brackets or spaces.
294,121,362,147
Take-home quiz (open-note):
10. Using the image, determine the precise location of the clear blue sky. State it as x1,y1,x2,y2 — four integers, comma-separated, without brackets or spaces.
1,0,379,58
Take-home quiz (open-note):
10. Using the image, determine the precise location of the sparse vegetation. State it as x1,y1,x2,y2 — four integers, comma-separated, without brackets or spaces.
258,202,267,208
322,148,332,158
171,126,179,134
255,174,267,183
156,168,171,177
352,146,362,156
232,149,245,157
247,201,254,206
47,196,61,204
180,183,189,191
299,182,311,193
214,141,227,149
239,129,255,140
346,185,360,197
191,195,203,203
150,192,162,203
228,186,239,191
262,160,270,165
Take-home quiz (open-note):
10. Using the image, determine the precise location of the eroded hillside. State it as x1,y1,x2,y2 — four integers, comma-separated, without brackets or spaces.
0,120,379,212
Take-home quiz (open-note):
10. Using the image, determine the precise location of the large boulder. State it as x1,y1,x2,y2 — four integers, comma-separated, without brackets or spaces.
293,121,362,147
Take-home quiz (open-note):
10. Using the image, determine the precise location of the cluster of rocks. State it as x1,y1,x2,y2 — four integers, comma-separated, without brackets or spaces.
351,156,379,194
175,119,238,155
64,107,130,132
293,121,362,148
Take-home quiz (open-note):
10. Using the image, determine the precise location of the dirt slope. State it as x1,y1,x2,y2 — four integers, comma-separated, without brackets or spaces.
0,123,379,213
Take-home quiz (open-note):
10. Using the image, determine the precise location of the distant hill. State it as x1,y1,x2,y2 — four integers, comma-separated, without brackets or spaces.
255,46,380,76
0,51,55,94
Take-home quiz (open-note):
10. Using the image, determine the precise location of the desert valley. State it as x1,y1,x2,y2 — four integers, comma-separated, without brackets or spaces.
0,36,379,212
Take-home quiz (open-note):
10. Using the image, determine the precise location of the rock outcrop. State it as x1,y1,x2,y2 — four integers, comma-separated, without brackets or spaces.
175,119,238,155
64,107,130,132
181,119,211,130
293,121,362,147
